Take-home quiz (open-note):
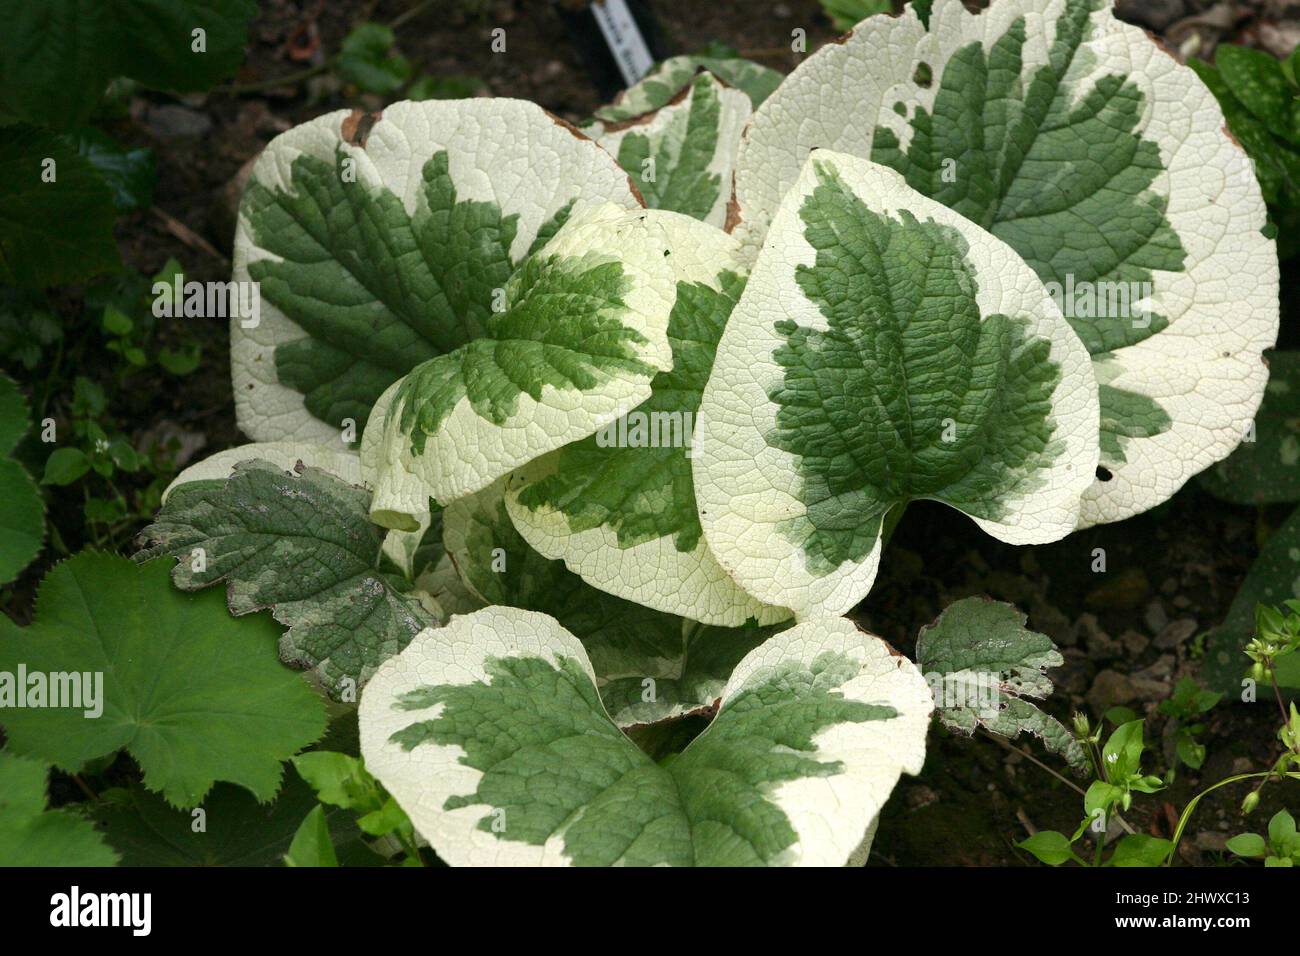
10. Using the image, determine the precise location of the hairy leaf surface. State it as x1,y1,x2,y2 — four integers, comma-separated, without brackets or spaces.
360,204,682,527
915,597,1086,769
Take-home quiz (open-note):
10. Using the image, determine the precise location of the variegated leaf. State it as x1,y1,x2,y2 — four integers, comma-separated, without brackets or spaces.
359,607,930,866
696,151,1097,617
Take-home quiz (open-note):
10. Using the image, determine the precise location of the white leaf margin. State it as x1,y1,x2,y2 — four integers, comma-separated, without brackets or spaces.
362,203,680,528
730,0,1278,527
696,151,1098,618
504,212,788,627
587,72,752,229
358,607,932,866
231,97,644,446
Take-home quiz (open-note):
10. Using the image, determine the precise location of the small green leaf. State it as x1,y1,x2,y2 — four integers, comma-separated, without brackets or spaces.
1109,833,1172,867
41,447,90,485
1225,832,1267,858
284,806,338,867
406,75,484,100
157,344,200,376
291,752,381,814
1268,808,1297,846
336,23,412,95
1016,830,1074,866
1102,719,1147,781
101,305,133,336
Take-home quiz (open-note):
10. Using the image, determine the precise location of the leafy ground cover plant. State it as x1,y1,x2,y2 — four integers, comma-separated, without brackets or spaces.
1,0,1288,869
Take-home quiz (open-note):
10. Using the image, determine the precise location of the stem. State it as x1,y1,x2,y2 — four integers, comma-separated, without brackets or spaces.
72,775,99,802
1164,770,1300,866
880,502,908,549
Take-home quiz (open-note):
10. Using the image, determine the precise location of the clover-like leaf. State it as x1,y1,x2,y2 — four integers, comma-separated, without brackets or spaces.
915,597,1087,769
0,752,118,867
137,458,438,699
361,204,684,527
445,480,778,727
0,373,44,584
359,607,930,866
232,98,643,447
695,151,1097,616
0,553,326,806
732,0,1278,526
586,72,752,228
505,215,786,625
593,53,782,123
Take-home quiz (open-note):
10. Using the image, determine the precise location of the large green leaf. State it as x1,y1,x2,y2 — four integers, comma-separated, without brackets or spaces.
732,0,1278,526
0,553,326,807
0,373,44,584
505,215,785,625
1201,351,1300,505
359,607,930,866
0,0,258,130
232,98,643,447
586,72,752,228
696,152,1097,616
0,752,118,866
137,458,439,700
0,126,119,287
915,597,1087,769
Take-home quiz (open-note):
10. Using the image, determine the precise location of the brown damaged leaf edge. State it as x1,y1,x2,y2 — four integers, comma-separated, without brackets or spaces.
546,108,648,207
341,108,382,148
600,76,698,134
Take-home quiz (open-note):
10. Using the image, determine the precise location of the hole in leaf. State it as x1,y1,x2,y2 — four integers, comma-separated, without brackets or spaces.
1096,466,1113,482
